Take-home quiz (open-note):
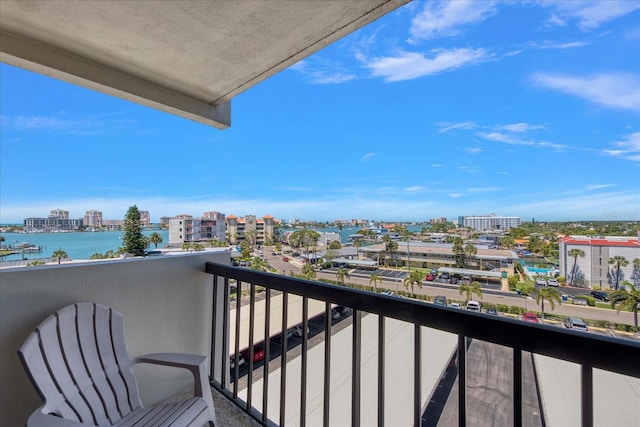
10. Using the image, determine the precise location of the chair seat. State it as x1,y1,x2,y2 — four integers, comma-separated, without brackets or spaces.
114,397,212,427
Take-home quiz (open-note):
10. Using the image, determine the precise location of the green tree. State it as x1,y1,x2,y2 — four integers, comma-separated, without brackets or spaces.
610,281,640,331
121,205,146,256
149,232,163,249
631,258,640,288
534,287,562,320
369,273,382,290
328,240,342,250
301,262,317,280
518,282,535,296
500,236,515,250
464,243,477,268
336,267,350,286
52,249,69,264
383,235,398,267
452,237,466,268
609,256,629,290
191,243,204,251
568,248,585,286
27,260,46,266
459,280,483,302
509,227,528,239
403,270,424,298
181,242,192,251
251,256,270,273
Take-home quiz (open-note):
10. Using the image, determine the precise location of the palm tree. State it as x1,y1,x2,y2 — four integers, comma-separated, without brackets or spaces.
609,256,629,290
52,249,69,264
567,248,585,286
149,232,163,249
369,273,382,290
402,270,424,298
459,280,483,302
464,244,477,268
631,258,640,289
336,268,350,286
534,287,562,321
610,281,640,331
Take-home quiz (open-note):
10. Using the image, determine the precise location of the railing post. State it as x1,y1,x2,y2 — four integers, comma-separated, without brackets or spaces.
323,302,332,427
262,288,271,423
581,365,593,427
513,347,522,427
352,309,361,427
458,335,466,427
378,315,385,427
414,324,422,427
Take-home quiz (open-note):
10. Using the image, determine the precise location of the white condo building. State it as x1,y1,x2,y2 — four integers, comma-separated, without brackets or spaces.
459,215,521,232
559,235,640,289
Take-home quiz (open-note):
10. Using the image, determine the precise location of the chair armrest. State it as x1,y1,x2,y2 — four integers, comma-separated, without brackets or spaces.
133,353,212,401
27,405,91,426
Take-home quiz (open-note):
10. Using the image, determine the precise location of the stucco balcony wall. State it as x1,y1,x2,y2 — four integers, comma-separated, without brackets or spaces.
0,251,229,426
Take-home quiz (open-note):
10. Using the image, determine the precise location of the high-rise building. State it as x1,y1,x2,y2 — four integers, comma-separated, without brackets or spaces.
169,212,226,245
460,214,521,231
226,215,274,245
84,210,103,228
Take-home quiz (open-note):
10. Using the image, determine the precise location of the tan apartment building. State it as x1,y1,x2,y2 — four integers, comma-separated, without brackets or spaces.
226,214,275,245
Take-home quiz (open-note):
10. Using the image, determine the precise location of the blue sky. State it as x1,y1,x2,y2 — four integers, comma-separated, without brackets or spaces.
1,1,639,224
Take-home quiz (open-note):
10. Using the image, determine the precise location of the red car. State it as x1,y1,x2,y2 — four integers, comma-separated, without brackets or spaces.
240,345,265,363
426,273,435,281
522,312,540,324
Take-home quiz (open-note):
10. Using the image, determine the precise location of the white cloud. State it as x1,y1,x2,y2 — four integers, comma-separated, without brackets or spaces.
603,132,640,162
531,72,640,111
467,187,501,193
3,113,133,134
477,132,534,146
495,123,545,133
360,152,376,161
366,48,488,82
437,121,478,133
431,164,444,168
289,58,356,84
585,184,617,190
543,1,640,30
404,186,425,193
532,41,589,50
465,147,483,154
409,0,497,41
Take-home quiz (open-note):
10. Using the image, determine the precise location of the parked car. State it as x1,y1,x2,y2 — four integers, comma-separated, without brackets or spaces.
522,312,540,323
547,278,559,287
426,273,436,281
331,306,352,319
230,353,245,370
466,300,481,312
240,345,265,363
563,317,589,332
449,277,459,285
290,325,309,337
449,302,461,309
590,290,609,301
461,275,471,284
535,277,547,286
440,272,450,280
485,308,498,315
282,256,289,262
434,295,447,306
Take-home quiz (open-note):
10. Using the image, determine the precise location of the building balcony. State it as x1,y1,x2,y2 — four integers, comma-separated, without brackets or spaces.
2,255,639,426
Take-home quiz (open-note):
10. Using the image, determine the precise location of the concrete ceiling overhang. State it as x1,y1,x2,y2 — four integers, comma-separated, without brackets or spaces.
0,0,409,129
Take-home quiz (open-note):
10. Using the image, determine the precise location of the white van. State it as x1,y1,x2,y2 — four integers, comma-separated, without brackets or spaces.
466,300,481,312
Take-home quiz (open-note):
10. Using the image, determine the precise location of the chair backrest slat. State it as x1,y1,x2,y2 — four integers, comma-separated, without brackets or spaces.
57,305,111,425
19,303,143,426
37,315,96,423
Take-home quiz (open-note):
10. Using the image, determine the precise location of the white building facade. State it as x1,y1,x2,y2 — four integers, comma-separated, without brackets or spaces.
460,215,521,232
559,235,640,289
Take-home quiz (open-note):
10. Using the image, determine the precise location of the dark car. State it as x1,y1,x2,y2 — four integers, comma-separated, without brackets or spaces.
590,290,609,301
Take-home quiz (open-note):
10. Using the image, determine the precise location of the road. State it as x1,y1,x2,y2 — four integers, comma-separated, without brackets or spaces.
261,248,637,328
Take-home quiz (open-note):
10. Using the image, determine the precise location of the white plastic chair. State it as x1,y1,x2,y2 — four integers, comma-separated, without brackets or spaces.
18,302,216,426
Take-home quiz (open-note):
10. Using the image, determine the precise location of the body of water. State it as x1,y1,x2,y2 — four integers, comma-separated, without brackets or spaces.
1,224,425,262
0,230,169,262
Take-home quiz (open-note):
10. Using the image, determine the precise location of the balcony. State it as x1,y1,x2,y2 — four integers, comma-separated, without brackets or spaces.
2,256,639,426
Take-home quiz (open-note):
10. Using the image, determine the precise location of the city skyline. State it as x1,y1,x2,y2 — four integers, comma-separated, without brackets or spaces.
2,1,639,223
